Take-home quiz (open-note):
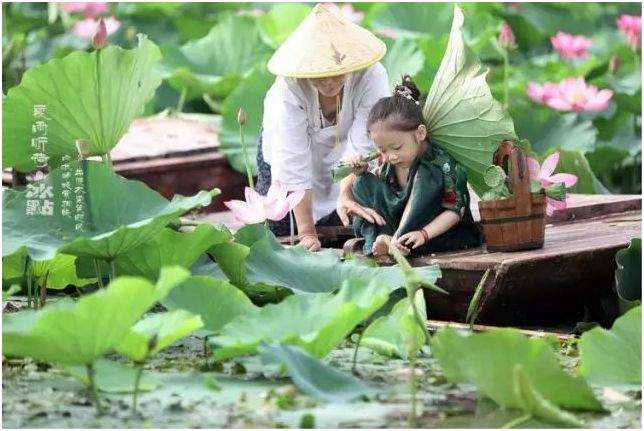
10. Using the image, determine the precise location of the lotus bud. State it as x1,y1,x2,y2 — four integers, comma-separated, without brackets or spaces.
237,107,246,126
92,17,107,50
609,55,620,74
75,139,91,159
545,182,567,201
498,22,517,50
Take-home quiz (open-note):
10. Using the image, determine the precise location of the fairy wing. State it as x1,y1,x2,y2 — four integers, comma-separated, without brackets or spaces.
423,5,516,196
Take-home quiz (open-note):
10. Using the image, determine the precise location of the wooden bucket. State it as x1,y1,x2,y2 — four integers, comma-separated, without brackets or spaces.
478,141,546,252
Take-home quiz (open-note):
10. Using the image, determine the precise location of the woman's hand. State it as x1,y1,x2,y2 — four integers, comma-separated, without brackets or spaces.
337,174,386,227
396,230,429,250
298,233,321,252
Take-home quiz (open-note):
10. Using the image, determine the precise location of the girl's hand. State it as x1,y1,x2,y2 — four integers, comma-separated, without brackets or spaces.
298,233,321,252
396,230,429,250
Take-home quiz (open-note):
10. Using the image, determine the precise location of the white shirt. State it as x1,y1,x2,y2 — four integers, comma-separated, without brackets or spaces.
261,62,390,222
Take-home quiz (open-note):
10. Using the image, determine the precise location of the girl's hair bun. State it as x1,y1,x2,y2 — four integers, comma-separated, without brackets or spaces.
393,75,421,105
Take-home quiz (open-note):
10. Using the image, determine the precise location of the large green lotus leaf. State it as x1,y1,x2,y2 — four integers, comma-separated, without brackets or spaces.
117,309,203,362
31,253,95,289
423,5,516,196
158,15,270,100
218,64,273,175
77,224,232,281
2,161,218,261
210,277,390,361
259,343,376,402
3,35,162,172
2,248,28,281
530,113,597,155
579,305,641,386
367,2,453,39
430,327,603,412
161,275,259,334
361,290,427,360
2,266,190,365
65,359,160,394
210,224,441,294
381,38,425,89
257,3,311,49
614,238,642,303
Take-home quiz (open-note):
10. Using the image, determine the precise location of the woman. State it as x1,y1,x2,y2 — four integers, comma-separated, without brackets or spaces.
256,3,390,251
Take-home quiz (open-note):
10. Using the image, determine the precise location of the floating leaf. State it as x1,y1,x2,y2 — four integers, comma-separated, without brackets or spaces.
361,290,426,359
161,275,259,334
117,309,203,362
2,266,189,365
210,278,390,361
3,35,162,171
259,343,376,402
431,327,603,412
423,5,516,196
614,238,641,303
2,161,218,261
158,15,270,100
65,359,160,394
579,306,641,386
210,224,441,294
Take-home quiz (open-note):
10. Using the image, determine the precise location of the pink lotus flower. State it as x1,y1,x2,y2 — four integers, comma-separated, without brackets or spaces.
224,182,305,225
499,22,516,50
616,15,642,50
527,153,578,216
72,16,120,40
92,17,107,49
550,31,592,59
62,2,109,18
526,77,613,113
323,3,364,24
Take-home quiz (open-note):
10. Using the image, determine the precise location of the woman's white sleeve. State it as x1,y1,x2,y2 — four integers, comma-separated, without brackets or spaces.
343,63,391,159
264,83,312,192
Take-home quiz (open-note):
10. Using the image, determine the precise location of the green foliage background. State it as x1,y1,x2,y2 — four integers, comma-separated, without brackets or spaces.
3,2,641,193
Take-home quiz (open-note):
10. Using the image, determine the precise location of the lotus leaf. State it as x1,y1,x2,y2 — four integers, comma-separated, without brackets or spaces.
361,290,427,359
430,327,603,411
257,3,311,48
161,275,258,334
259,343,376,402
3,35,162,171
210,277,391,361
614,238,641,302
2,266,189,365
381,38,425,89
117,310,203,362
65,359,160,394
579,305,641,386
423,5,517,196
2,161,218,261
210,224,441,294
158,15,270,100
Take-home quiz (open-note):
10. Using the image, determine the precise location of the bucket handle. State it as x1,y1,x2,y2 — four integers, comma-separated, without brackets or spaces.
493,140,532,215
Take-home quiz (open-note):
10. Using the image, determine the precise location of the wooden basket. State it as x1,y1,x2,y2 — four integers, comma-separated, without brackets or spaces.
478,141,546,252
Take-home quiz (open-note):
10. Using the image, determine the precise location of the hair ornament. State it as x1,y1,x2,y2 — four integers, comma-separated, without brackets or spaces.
395,86,420,105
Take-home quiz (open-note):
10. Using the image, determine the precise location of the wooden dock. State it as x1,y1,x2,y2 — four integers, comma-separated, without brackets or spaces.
201,194,641,327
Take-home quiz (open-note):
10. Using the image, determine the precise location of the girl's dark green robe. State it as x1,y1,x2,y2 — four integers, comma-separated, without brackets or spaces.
352,143,482,256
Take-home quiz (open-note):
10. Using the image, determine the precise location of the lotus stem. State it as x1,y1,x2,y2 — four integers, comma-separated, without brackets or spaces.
238,114,255,189
409,290,431,346
94,259,104,289
25,257,32,308
351,330,364,374
176,87,187,113
86,363,104,415
466,269,491,330
203,335,210,357
109,260,116,283
39,270,49,308
131,362,144,416
95,49,106,162
289,210,295,246
502,413,532,429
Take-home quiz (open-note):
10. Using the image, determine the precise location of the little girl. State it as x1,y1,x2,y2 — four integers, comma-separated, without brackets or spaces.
348,76,482,257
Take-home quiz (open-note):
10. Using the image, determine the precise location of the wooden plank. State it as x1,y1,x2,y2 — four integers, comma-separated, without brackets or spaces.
425,319,573,342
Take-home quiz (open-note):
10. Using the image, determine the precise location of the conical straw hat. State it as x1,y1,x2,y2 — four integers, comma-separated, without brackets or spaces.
267,3,387,78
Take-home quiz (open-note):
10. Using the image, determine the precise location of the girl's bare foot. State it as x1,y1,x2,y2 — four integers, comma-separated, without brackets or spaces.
372,234,392,256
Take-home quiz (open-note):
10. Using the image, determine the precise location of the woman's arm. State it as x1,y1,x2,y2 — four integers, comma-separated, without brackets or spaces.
293,189,321,251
